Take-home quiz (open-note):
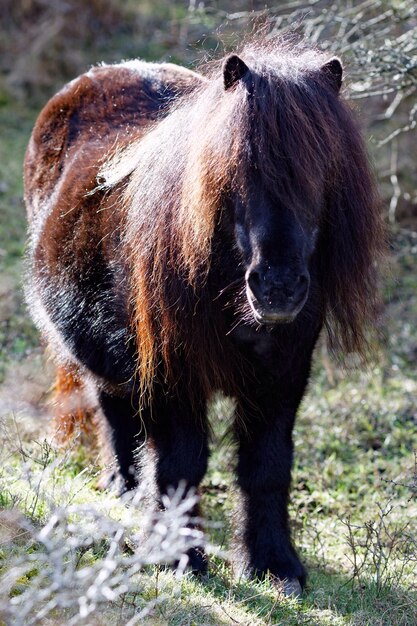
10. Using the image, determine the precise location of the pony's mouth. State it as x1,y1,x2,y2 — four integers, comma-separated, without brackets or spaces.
245,285,306,325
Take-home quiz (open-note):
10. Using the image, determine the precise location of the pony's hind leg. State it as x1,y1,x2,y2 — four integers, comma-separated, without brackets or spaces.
149,392,210,574
51,365,141,492
97,390,146,493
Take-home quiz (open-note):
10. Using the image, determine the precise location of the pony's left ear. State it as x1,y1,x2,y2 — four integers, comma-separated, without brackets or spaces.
320,57,343,93
223,55,250,90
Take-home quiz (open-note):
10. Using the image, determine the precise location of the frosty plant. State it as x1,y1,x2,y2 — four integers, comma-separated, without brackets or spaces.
0,484,205,626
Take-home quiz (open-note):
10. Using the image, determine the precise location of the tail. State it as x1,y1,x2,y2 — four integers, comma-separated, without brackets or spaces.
51,363,115,488
51,364,96,445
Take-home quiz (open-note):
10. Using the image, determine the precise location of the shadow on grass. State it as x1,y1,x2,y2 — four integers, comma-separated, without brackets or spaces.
153,562,417,626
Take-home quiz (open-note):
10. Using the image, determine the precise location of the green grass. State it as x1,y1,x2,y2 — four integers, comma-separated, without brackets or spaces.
0,97,416,625
0,102,39,385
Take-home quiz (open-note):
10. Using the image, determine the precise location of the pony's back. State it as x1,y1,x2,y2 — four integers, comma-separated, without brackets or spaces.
24,61,203,223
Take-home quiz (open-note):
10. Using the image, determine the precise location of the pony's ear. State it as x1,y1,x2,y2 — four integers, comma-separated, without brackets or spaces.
320,57,343,93
223,54,250,90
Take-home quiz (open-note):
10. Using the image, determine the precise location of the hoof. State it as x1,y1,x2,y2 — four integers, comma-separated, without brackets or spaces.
174,547,207,576
272,576,303,598
96,470,137,495
188,547,208,576
96,469,118,491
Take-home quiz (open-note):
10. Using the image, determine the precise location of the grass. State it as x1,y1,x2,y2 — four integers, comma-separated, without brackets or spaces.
0,102,39,386
0,94,416,625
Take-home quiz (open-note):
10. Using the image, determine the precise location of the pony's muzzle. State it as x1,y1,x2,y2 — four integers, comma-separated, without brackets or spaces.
246,267,310,324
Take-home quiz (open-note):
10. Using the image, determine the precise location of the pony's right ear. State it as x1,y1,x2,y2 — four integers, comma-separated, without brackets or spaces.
223,55,250,90
320,57,343,93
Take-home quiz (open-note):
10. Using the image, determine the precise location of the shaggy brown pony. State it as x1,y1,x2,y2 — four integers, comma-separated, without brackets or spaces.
24,40,384,595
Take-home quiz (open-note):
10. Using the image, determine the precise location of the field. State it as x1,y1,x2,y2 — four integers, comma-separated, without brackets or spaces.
0,44,417,626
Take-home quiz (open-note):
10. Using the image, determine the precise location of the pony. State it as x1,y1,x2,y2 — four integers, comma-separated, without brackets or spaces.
24,39,384,595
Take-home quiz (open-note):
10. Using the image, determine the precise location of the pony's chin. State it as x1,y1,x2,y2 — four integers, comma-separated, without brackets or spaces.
246,289,305,325
252,309,297,325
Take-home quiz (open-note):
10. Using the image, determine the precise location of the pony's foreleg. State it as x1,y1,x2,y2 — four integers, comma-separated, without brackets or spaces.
149,396,209,574
234,405,305,594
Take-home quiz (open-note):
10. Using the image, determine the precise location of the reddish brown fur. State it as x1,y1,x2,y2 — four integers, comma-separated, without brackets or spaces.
51,365,93,442
25,58,203,394
25,42,384,413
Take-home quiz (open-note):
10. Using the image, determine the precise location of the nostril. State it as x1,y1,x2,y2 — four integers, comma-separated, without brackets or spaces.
283,285,295,298
247,269,262,295
282,274,309,299
294,273,310,300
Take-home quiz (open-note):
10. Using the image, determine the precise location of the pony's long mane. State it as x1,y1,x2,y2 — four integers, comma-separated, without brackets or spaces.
100,39,384,404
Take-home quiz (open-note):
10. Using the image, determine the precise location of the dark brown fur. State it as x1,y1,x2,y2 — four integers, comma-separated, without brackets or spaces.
24,40,385,586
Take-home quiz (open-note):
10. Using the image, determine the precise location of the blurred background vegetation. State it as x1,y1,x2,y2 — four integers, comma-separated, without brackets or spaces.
0,2,416,624
1,0,416,223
